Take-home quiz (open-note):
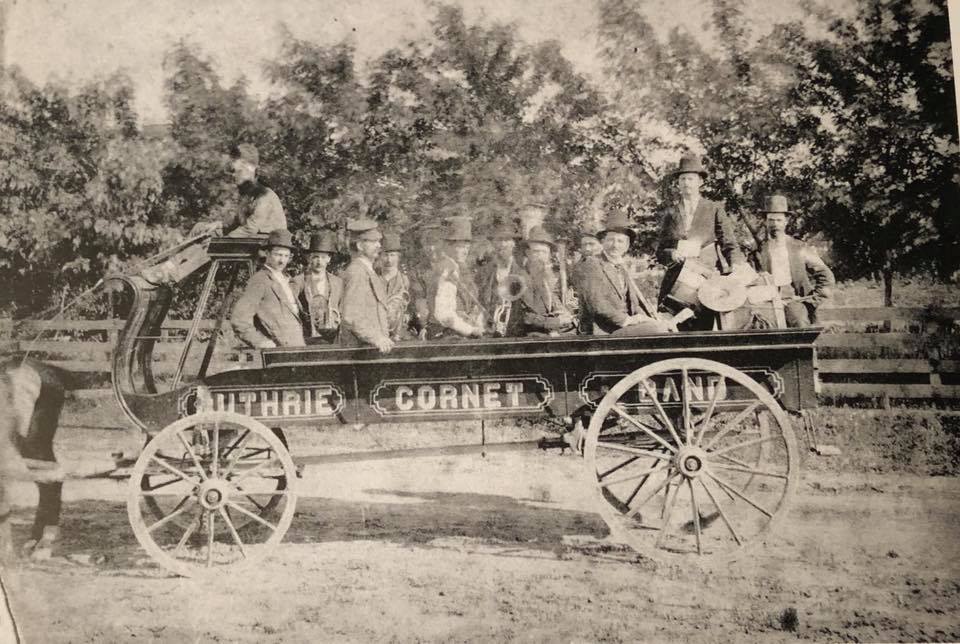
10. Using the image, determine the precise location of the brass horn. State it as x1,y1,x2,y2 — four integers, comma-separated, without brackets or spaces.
493,273,527,336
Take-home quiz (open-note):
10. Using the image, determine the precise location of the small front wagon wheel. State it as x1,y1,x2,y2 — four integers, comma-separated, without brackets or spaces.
583,358,798,556
128,412,298,578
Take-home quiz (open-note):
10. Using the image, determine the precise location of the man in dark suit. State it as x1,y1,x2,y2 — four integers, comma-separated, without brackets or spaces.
756,194,835,327
291,230,343,343
231,229,305,348
340,219,394,353
477,222,524,336
577,214,669,336
570,224,602,334
516,226,576,336
655,154,746,327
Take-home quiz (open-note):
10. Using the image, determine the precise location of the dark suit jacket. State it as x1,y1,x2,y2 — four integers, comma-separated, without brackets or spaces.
291,271,344,337
340,258,390,346
231,268,305,347
655,198,744,269
757,236,835,321
477,257,524,335
577,257,651,334
517,269,575,334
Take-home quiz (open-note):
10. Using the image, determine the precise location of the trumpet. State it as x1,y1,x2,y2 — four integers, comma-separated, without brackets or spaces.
492,273,527,336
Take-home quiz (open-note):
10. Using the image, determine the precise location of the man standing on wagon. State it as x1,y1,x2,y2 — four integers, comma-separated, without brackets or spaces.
379,231,417,341
755,194,835,327
655,152,745,329
577,214,670,336
339,219,394,353
231,229,305,348
291,230,343,343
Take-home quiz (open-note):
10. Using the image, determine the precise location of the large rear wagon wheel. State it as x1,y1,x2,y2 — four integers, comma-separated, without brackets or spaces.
128,412,297,578
583,358,798,557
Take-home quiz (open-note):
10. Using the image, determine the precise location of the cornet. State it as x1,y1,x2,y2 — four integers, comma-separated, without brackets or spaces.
491,273,527,336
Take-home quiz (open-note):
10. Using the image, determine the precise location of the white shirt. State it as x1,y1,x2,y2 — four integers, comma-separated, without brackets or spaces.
266,266,298,309
680,195,700,235
768,238,792,287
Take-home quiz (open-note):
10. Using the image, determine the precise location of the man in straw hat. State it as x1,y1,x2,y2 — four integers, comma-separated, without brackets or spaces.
577,213,671,335
477,221,524,336
378,231,417,341
755,194,835,327
231,229,305,348
291,230,343,343
427,217,485,339
516,225,576,336
339,219,394,353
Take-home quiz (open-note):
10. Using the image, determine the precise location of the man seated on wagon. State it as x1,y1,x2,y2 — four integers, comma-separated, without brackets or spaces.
291,230,343,344
378,231,418,341
754,194,835,327
425,218,485,340
515,225,576,336
339,219,394,353
143,143,289,286
577,213,671,336
477,222,524,336
231,229,305,349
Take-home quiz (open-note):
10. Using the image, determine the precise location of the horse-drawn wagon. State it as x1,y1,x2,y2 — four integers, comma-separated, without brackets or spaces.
82,236,820,577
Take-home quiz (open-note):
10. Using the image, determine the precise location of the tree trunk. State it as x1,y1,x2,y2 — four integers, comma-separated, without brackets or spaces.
882,269,893,307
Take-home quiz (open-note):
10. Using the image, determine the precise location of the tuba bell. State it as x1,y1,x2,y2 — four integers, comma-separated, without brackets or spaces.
492,273,527,336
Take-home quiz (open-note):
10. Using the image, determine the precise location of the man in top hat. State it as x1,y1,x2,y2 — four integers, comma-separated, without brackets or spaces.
577,214,670,335
409,222,442,336
427,217,485,339
477,222,525,336
516,225,576,336
655,153,744,323
755,194,835,327
231,229,305,348
291,230,343,343
339,219,394,353
378,231,416,341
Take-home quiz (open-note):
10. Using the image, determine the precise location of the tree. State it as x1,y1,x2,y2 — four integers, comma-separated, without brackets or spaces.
790,0,959,304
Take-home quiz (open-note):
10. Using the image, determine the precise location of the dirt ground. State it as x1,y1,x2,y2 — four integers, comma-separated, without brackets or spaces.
2,408,960,643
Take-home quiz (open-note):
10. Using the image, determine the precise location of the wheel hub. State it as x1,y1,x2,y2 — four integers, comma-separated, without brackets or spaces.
676,447,708,479
197,480,231,510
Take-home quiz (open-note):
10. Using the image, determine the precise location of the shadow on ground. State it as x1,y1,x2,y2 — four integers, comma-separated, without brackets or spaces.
6,490,608,573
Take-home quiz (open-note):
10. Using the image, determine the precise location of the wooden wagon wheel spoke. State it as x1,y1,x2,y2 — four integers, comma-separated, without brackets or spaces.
141,476,182,493
610,405,678,453
176,430,209,482
230,457,280,485
709,462,789,480
218,508,246,558
220,430,253,477
225,501,279,532
681,367,693,443
206,512,216,569
211,419,220,478
687,479,702,555
706,471,774,518
693,377,724,446
623,460,666,506
624,471,682,519
702,402,761,451
174,513,201,553
598,455,640,481
638,379,685,448
710,435,778,458
698,478,742,546
149,456,198,486
595,440,674,461
147,496,195,533
600,462,668,489
655,479,682,548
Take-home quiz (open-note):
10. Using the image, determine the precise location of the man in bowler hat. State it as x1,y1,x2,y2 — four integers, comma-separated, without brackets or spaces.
231,229,305,348
378,231,417,341
516,225,576,336
339,219,394,353
291,230,343,343
428,218,485,339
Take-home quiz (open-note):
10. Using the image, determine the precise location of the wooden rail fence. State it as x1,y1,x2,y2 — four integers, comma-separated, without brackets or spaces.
2,307,959,406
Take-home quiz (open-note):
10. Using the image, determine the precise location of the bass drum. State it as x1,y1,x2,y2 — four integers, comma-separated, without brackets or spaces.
659,258,713,314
